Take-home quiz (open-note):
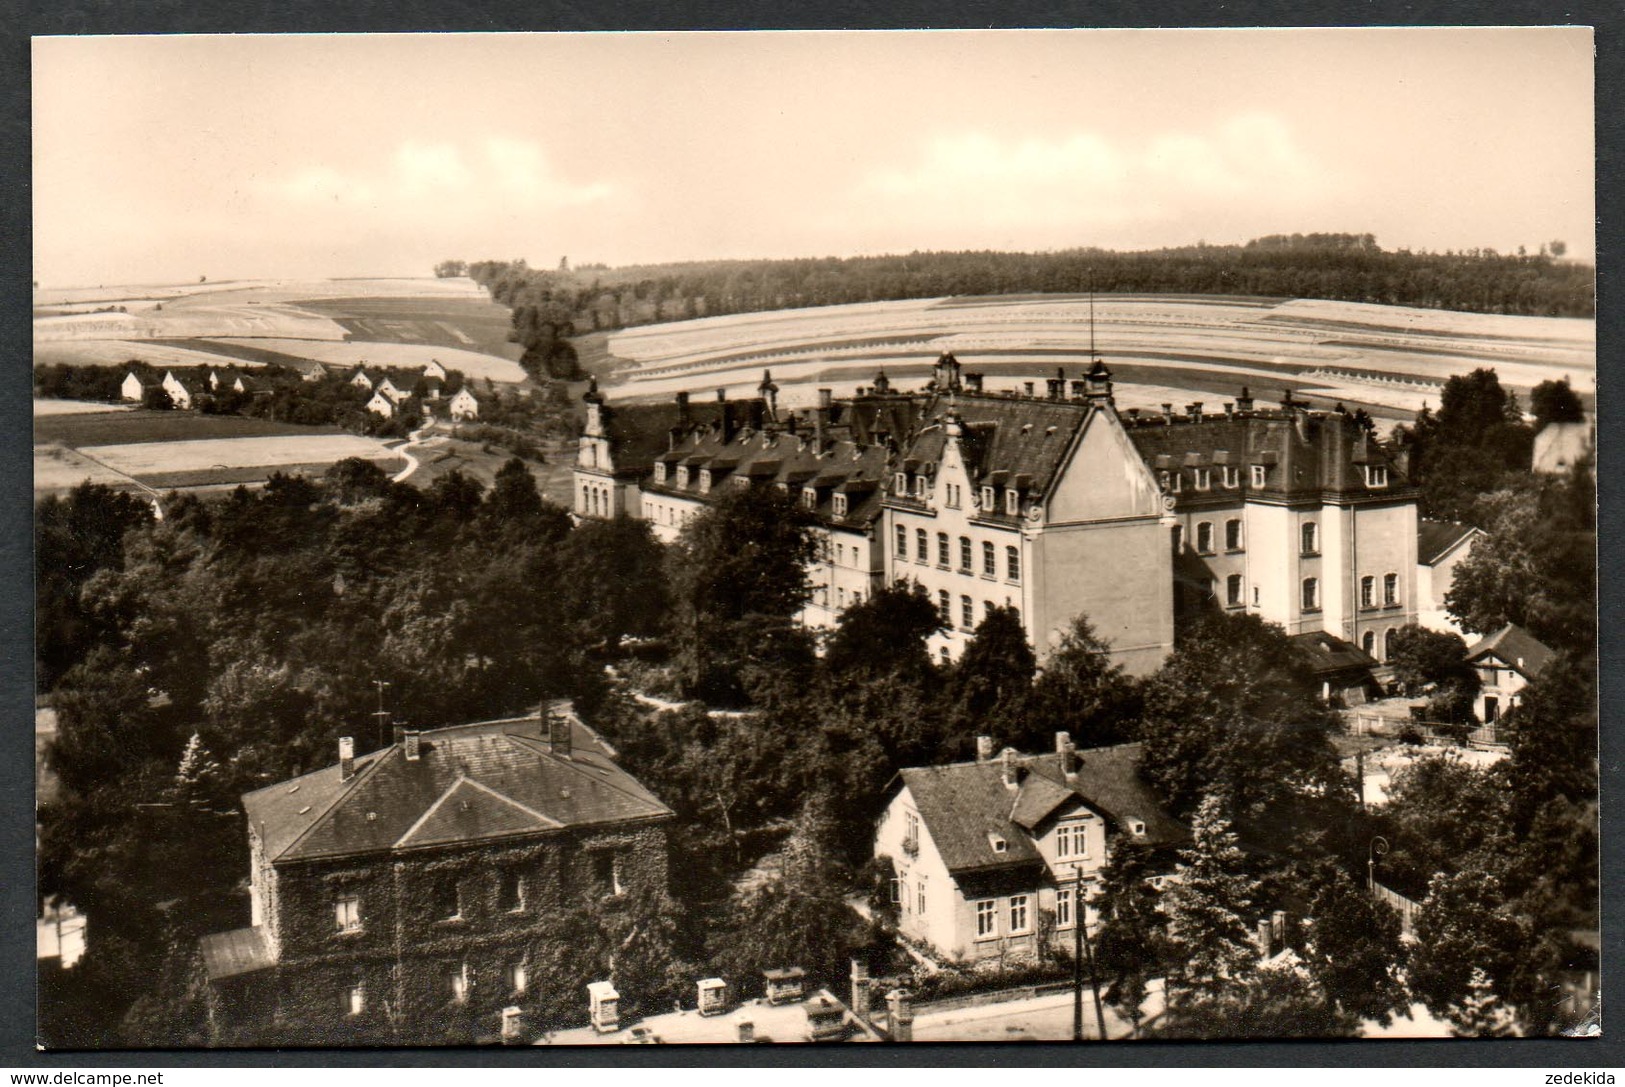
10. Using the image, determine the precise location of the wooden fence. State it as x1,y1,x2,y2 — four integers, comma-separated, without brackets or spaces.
1371,881,1420,939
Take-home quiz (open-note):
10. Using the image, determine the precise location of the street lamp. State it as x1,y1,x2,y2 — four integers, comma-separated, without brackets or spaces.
1072,864,1108,1041
1368,835,1389,891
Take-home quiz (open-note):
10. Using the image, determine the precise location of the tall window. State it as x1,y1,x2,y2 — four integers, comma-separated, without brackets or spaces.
982,541,996,576
1171,524,1184,552
1384,572,1399,606
434,877,461,920
937,590,951,624
975,899,998,939
1006,490,1020,515
895,472,908,494
1056,886,1074,928
1194,468,1212,491
1360,575,1376,608
1385,627,1398,660
344,983,364,1016
594,853,624,896
896,524,907,560
1196,522,1214,554
1006,546,1020,582
1301,577,1320,611
1227,574,1243,607
1362,630,1376,655
937,532,950,566
1222,465,1240,488
1009,895,1030,934
959,536,972,571
916,528,928,564
1251,464,1267,488
449,963,469,1003
1225,519,1243,551
916,879,926,915
334,894,362,934
1055,821,1088,859
507,962,529,995
981,486,995,510
497,867,523,912
1301,522,1319,555
961,595,975,630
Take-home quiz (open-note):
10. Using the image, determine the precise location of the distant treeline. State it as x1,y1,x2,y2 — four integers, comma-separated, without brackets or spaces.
453,236,1594,353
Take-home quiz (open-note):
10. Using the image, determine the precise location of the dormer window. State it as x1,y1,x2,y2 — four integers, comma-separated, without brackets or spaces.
1221,465,1240,488
1364,465,1389,488
981,485,995,510
654,462,667,483
895,472,908,494
1129,819,1147,837
1251,464,1267,487
676,466,690,488
1194,468,1212,491
732,475,750,490
774,482,789,496
914,476,927,499
802,487,818,510
699,469,713,493
833,494,849,517
1005,489,1019,516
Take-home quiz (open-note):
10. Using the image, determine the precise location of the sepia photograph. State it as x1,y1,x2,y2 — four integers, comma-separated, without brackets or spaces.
31,27,1597,1049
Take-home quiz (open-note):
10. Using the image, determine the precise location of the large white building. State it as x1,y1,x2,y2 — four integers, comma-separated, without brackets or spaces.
576,352,1421,674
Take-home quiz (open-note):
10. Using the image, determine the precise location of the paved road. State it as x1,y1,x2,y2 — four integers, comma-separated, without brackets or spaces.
912,983,1164,1043
391,425,437,483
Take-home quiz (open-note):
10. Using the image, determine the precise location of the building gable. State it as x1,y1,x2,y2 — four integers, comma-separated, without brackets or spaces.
1046,407,1167,525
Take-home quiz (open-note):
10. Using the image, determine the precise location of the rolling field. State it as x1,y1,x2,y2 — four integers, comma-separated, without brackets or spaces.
34,409,336,448
87,434,403,479
33,277,527,383
601,294,1595,429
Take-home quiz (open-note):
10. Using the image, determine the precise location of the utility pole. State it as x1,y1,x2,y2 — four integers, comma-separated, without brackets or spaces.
1075,865,1109,1040
372,679,392,751
1073,873,1084,1041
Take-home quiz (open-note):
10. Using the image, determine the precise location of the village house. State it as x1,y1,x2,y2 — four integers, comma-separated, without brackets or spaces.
120,369,150,401
365,390,396,419
874,734,1182,964
1415,520,1480,636
448,387,480,421
575,352,1422,676
422,359,449,382
160,369,206,410
1465,622,1555,728
198,702,673,1044
376,376,410,405
349,367,375,391
1531,419,1594,476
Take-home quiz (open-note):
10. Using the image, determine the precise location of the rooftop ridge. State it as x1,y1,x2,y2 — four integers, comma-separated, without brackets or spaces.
270,744,397,862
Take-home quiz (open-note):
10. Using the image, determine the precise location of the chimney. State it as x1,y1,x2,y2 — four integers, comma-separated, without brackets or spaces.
1046,369,1064,400
1023,381,1035,398
1070,379,1087,399
737,1020,755,1044
1002,747,1020,787
1162,403,1175,425
338,736,355,781
1236,386,1254,413
1126,408,1141,421
1272,909,1288,947
675,389,690,427
404,730,422,761
1257,918,1275,958
1187,402,1203,422
975,735,994,762
1224,402,1235,419
548,710,572,758
391,723,405,748
814,389,832,450
849,957,872,1022
1055,731,1076,776
886,989,914,1043
758,369,779,420
964,372,983,394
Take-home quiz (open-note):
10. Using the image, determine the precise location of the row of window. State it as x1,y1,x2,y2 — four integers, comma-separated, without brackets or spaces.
897,526,1022,582
1160,464,1389,494
1173,519,1245,555
580,482,613,518
896,474,1027,518
812,585,866,611
332,856,623,936
932,588,1020,632
1361,573,1402,609
342,960,531,1017
975,895,1032,939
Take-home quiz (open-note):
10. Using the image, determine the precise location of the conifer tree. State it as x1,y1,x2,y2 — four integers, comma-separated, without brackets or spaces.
1162,793,1261,1004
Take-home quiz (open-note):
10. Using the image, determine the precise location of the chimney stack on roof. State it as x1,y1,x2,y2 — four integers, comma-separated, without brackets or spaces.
964,372,983,394
548,710,572,759
1162,403,1175,425
675,389,690,423
1187,402,1204,421
339,736,355,781
1224,402,1235,419
1001,747,1020,787
1055,731,1077,776
1237,386,1254,413
976,735,994,762
404,730,422,761
1023,381,1035,398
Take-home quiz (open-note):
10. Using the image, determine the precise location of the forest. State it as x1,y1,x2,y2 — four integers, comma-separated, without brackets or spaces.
35,363,1595,1044
455,235,1594,376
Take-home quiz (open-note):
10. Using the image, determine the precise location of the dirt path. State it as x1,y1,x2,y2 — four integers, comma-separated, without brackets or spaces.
390,424,438,483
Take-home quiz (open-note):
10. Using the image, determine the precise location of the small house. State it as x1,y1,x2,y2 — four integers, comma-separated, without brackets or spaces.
763,967,806,1005
1416,520,1480,637
349,367,375,391
160,369,205,411
449,388,480,421
1466,623,1555,727
376,376,410,405
365,391,396,419
422,359,448,382
120,370,147,402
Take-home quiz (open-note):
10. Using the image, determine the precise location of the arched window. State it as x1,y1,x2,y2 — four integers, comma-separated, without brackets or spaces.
1225,519,1243,551
1196,522,1214,554
916,528,928,564
1385,628,1398,659
1301,577,1320,611
937,532,950,566
1384,572,1399,606
1226,574,1243,607
1362,630,1376,655
1301,522,1319,555
959,536,972,571
937,590,951,624
895,524,908,560
1006,546,1021,582
982,541,996,576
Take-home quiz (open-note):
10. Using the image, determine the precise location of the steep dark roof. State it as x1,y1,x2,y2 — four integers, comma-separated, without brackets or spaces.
242,703,671,864
896,393,1092,502
896,743,1183,876
601,399,731,474
1418,520,1477,566
1466,623,1556,680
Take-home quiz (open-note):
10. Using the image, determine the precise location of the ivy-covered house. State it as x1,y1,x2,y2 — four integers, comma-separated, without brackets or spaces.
199,701,673,1043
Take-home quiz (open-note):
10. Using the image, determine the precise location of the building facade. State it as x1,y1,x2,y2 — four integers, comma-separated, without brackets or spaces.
874,735,1182,964
200,703,673,1044
575,353,1422,673
1465,623,1555,727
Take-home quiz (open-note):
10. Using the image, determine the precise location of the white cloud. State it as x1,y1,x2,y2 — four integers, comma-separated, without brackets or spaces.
847,114,1330,244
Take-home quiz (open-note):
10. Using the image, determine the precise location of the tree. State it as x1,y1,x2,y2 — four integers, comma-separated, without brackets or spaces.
1407,861,1527,1029
1154,960,1356,1039
1139,612,1345,820
482,457,544,522
1501,649,1597,831
558,517,669,650
1549,239,1567,258
821,582,940,684
944,606,1035,752
1026,615,1143,749
1091,839,1170,1035
1530,378,1584,428
1299,861,1407,1024
1385,624,1474,696
1161,794,1261,1005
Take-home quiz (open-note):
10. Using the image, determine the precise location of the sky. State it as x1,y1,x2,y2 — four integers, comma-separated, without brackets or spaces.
32,29,1595,287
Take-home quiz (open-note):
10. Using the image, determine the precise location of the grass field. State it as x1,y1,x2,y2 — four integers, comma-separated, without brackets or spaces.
212,337,526,382
34,409,338,448
292,296,523,360
33,399,134,417
87,434,402,478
